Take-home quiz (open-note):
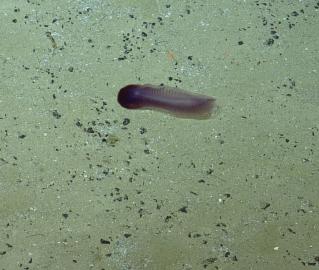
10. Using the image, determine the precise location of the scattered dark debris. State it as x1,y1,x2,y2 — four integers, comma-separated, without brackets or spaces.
110,187,128,202
218,193,232,204
216,222,227,228
84,127,94,134
46,31,58,49
18,134,26,139
299,255,319,266
178,206,188,213
256,1,310,45
122,118,130,126
100,238,111,245
202,257,217,268
188,232,201,238
0,158,9,166
138,208,146,217
287,250,319,267
216,222,228,235
287,228,296,234
168,76,182,83
75,98,123,146
75,119,82,127
261,202,271,210
291,11,299,17
206,168,214,175
52,109,62,119
90,97,108,115
164,215,172,223
116,7,190,85
87,38,94,48
264,38,274,46
139,127,147,134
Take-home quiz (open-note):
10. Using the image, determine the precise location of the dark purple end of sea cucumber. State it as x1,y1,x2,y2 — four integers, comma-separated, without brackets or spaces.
117,84,147,109
117,84,217,119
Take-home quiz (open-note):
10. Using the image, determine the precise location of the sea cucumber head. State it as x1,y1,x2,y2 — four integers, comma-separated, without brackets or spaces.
117,84,144,109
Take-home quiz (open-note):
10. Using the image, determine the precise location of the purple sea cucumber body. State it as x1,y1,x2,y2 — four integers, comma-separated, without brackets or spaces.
117,84,216,119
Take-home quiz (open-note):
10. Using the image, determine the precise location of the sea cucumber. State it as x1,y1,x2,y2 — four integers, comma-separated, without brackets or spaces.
117,84,217,120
